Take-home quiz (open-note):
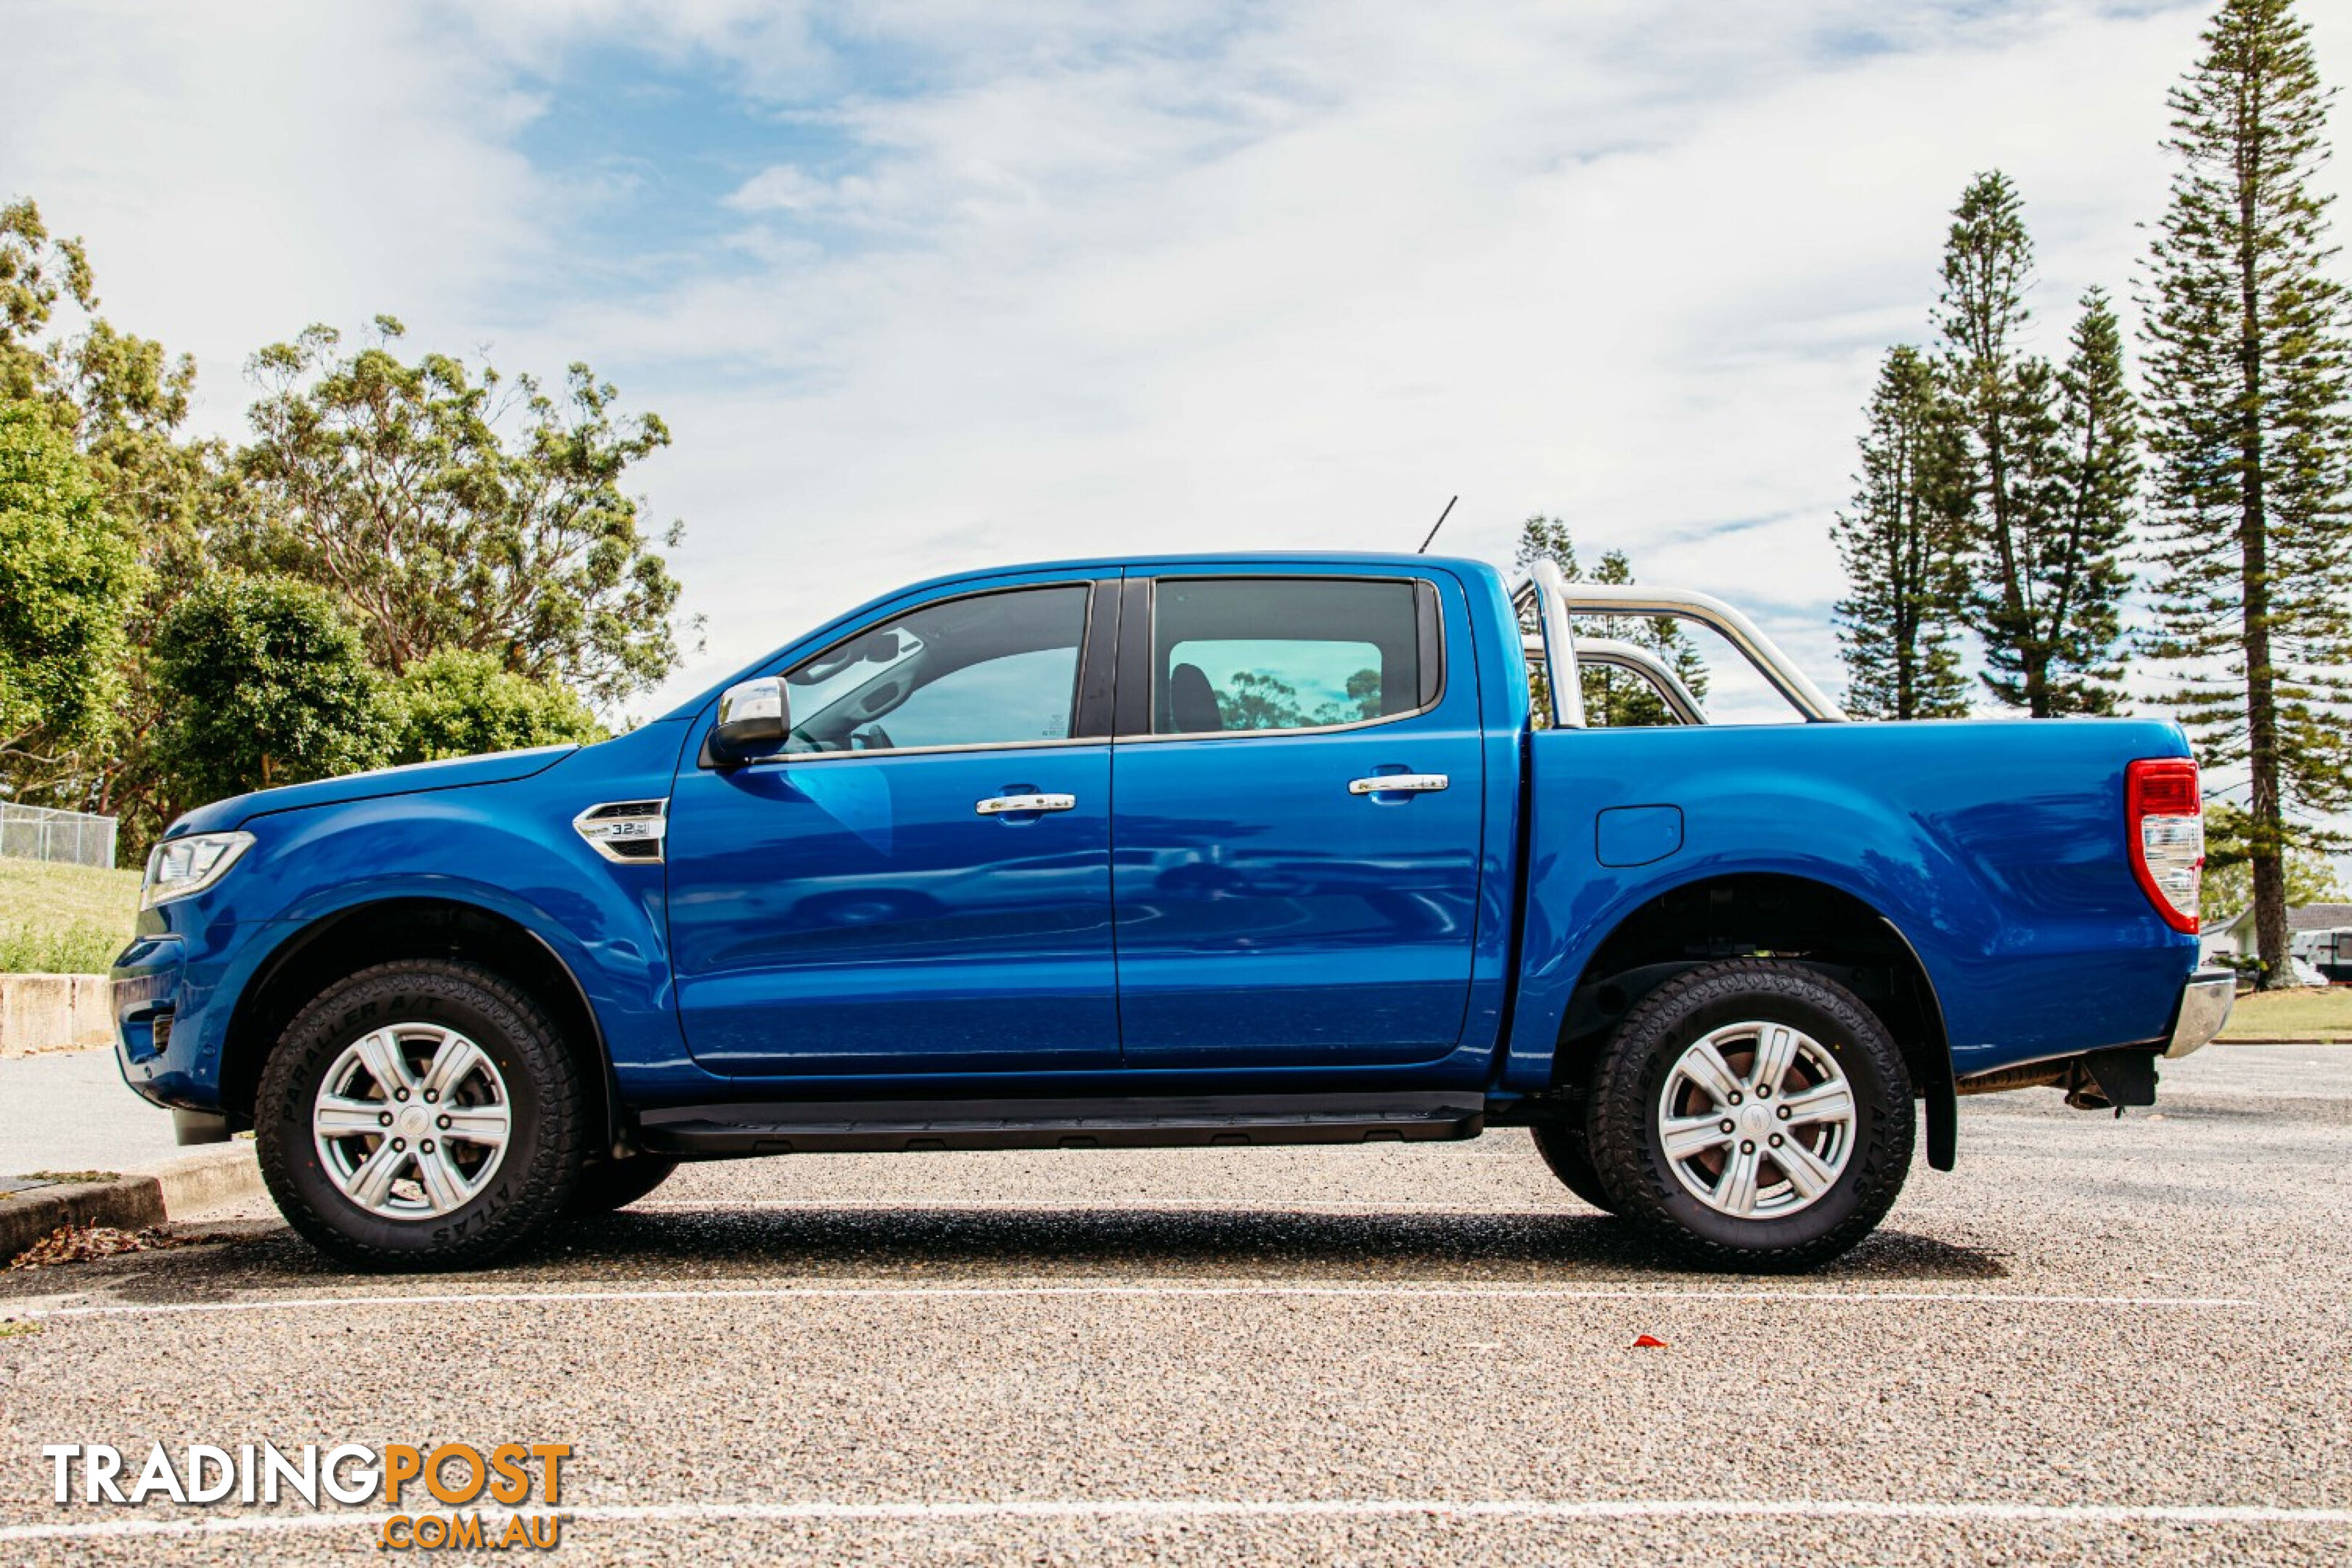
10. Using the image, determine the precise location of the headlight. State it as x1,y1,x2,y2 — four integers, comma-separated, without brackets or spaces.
142,831,256,909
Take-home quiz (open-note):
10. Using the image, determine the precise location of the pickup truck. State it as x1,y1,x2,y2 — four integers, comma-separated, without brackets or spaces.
110,553,2234,1271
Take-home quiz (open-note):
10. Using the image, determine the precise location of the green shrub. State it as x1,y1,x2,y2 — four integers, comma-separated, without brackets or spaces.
153,573,389,802
386,649,605,764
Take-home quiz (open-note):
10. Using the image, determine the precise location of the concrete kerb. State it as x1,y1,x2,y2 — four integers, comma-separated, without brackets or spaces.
0,1143,262,1262
0,973,115,1058
2220,1037,2348,1045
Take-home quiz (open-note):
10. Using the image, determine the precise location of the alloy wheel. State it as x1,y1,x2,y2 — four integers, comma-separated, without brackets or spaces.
1655,1019,1857,1219
311,1024,513,1220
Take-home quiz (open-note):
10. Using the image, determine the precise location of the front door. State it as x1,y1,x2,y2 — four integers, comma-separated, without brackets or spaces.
1109,571,1487,1069
667,577,1120,1078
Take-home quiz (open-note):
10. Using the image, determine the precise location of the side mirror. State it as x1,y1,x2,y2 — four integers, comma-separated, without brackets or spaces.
702,677,789,767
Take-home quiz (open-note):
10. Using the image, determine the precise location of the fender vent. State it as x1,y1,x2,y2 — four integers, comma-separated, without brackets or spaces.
573,799,669,863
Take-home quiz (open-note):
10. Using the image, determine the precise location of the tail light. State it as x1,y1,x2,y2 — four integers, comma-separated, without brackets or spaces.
2126,757,2202,933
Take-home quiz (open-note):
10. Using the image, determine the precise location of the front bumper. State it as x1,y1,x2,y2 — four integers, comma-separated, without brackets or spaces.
110,931,229,1121
2165,967,2236,1058
111,934,184,1082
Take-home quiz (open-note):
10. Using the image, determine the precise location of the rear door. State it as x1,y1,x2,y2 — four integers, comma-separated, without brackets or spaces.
666,574,1122,1078
1108,568,1486,1069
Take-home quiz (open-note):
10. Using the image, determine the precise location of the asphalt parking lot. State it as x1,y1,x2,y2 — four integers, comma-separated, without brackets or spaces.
2,1042,2348,1565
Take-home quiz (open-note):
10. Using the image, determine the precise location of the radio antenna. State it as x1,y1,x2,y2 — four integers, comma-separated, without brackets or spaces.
1416,495,1458,555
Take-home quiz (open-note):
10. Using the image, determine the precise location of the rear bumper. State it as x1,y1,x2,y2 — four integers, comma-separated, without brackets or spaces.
2165,967,2235,1058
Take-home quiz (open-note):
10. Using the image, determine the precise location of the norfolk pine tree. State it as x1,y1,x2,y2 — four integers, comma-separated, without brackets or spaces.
1936,173,2132,716
2140,0,2352,988
1832,346,1974,720
1586,548,1711,727
1513,515,1709,727
2041,288,2140,715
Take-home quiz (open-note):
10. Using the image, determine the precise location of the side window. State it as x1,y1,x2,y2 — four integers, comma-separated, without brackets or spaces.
781,585,1090,754
1151,579,1426,736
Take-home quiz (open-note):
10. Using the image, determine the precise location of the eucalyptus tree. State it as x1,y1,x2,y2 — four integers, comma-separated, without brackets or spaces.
233,318,693,708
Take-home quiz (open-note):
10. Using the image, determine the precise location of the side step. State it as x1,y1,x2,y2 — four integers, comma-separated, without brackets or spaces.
638,1092,1486,1157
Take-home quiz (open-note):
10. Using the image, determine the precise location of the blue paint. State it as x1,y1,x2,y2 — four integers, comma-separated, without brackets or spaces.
1108,563,1488,1069
1596,804,1683,867
114,552,2205,1151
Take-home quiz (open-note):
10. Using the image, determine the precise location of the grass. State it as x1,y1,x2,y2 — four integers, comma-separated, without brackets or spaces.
0,856,142,974
2218,986,2352,1042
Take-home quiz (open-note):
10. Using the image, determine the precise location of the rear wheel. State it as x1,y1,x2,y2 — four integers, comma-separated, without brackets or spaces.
1585,959,1913,1271
256,960,586,1270
563,1155,679,1216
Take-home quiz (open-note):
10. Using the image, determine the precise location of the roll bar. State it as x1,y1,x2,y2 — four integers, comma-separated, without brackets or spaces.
1511,573,1845,727
1522,634,1708,727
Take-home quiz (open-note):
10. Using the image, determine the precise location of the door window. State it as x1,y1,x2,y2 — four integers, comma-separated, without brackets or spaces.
781,585,1090,754
1151,579,1424,735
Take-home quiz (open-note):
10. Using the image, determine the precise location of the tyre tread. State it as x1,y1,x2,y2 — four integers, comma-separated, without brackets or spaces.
256,959,585,1270
1530,1122,1617,1213
1585,958,1914,1272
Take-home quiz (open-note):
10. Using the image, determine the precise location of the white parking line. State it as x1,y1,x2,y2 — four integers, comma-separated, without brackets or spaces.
4,1496,2349,1543
26,1282,2258,1320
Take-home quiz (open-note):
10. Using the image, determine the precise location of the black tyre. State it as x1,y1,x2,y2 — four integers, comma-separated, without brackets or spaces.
1530,1121,1617,1213
1585,959,1914,1271
256,960,587,1270
563,1155,679,1217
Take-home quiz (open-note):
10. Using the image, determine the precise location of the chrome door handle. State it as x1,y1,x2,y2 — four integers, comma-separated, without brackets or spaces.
1348,774,1449,796
976,793,1077,815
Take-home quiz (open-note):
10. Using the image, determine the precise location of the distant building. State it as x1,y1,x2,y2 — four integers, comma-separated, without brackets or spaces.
2204,902,2352,983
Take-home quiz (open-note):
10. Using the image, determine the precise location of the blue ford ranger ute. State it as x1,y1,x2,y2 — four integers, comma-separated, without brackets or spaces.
111,555,2234,1270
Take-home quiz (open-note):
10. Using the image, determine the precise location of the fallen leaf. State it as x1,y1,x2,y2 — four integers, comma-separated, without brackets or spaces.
8,1225,197,1270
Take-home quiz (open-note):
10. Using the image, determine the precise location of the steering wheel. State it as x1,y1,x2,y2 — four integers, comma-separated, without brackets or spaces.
849,724,894,751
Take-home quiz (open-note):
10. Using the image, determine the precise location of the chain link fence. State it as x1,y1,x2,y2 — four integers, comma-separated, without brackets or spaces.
0,803,121,869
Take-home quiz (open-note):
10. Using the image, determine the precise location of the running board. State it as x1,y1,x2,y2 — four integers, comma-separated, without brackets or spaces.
637,1093,1486,1156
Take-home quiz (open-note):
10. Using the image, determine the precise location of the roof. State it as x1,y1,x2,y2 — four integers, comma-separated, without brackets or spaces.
659,552,1506,722
2213,901,2352,936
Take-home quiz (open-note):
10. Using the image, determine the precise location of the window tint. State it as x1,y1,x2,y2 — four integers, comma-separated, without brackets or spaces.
1151,579,1424,735
780,585,1088,754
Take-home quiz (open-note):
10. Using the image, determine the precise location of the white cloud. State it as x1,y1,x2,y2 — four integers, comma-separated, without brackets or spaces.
9,0,2349,752
726,165,834,213
0,1,550,407
560,1,2261,713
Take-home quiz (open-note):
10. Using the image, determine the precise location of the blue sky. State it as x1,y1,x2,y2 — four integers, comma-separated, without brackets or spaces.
6,0,2348,756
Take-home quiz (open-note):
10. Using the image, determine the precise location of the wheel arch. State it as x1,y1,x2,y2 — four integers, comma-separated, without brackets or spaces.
219,897,623,1154
1550,870,1957,1171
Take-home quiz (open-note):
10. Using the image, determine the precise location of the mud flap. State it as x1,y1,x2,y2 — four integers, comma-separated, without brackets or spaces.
1924,1074,1956,1172
2071,1049,2159,1114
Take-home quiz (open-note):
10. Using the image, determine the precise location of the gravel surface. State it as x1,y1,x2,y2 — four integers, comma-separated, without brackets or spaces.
1,1043,2346,1564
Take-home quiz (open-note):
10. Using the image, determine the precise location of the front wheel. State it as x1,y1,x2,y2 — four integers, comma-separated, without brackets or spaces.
256,960,587,1270
1585,959,1914,1271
